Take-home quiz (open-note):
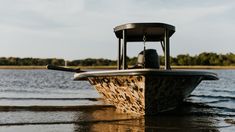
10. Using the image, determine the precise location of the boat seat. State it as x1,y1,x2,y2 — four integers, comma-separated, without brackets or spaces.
132,49,160,69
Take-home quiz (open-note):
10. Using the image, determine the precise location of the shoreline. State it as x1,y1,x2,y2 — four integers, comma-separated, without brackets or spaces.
0,65,235,70
170,65,235,69
0,66,47,69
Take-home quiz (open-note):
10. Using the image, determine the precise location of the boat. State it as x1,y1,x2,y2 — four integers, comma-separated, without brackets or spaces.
49,23,218,115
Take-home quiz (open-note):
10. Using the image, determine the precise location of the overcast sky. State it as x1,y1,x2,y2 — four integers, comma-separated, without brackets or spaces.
0,0,234,60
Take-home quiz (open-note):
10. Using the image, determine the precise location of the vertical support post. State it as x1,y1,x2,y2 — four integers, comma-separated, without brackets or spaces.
117,38,121,70
122,30,127,69
164,29,171,70
160,41,165,54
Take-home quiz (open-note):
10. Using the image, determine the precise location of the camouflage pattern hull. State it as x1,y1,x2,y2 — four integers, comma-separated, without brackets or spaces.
88,75,202,115
74,69,218,115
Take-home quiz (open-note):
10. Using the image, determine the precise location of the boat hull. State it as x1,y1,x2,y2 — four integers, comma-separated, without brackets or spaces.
74,69,218,115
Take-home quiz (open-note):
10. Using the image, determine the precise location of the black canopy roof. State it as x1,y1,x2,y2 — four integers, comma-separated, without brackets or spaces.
114,23,175,42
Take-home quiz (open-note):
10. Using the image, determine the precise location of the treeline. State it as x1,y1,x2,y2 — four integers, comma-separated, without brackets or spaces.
0,57,116,66
169,52,235,66
0,52,234,66
0,57,65,66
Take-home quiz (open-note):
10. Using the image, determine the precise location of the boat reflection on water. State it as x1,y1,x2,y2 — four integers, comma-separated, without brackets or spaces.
0,100,227,131
72,104,220,132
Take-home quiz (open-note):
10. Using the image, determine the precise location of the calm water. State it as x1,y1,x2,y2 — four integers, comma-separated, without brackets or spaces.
0,69,234,132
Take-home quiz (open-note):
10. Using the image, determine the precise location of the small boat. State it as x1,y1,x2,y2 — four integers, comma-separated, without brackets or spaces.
49,23,218,115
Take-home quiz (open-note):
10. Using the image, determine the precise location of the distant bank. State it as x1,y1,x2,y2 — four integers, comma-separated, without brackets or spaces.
1,52,235,67
0,66,46,69
0,65,235,70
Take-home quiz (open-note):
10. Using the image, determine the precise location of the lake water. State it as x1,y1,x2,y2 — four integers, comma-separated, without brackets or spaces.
0,69,234,132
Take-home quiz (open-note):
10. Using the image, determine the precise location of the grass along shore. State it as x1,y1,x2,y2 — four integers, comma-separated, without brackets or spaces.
0,65,235,70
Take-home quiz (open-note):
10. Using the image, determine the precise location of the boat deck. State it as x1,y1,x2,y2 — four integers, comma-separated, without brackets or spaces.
74,69,218,81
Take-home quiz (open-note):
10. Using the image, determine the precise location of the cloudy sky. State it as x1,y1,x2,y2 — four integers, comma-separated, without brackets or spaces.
0,0,234,60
